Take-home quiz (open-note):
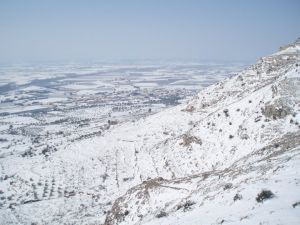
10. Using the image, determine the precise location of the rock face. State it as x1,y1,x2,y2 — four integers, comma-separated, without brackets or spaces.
103,39,300,225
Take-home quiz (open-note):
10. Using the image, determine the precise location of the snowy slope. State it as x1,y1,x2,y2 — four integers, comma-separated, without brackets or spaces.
0,39,300,225
102,39,300,225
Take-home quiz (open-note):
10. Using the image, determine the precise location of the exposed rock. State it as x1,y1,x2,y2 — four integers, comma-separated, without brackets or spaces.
179,134,202,146
262,98,292,119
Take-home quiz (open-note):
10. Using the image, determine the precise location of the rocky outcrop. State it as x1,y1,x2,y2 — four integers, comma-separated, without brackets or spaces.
262,98,293,119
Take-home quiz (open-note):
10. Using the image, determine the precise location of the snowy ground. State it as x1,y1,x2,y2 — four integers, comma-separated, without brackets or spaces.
0,62,244,224
0,40,299,225
101,41,300,225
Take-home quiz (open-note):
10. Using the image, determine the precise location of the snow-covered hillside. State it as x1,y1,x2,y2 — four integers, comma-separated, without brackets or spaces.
102,39,300,224
0,39,300,225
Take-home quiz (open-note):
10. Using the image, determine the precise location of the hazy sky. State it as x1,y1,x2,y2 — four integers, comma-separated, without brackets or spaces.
0,0,299,63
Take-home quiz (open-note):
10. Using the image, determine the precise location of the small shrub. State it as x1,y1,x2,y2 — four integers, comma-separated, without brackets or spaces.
9,203,16,209
256,190,274,202
101,173,109,182
177,200,196,211
255,116,262,122
22,149,34,157
229,135,234,139
65,190,76,197
108,120,118,125
156,211,167,218
223,183,233,190
183,200,195,211
292,202,300,208
115,210,130,222
218,219,225,224
233,193,242,201
124,210,129,216
223,109,229,117
274,143,279,148
0,138,8,142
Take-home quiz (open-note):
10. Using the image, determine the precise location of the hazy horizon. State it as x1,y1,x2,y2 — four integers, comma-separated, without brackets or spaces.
0,0,299,63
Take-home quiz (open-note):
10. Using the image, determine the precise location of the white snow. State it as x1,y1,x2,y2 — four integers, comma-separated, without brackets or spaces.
0,39,299,225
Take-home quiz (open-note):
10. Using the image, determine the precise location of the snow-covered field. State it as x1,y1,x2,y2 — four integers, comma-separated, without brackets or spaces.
0,62,244,224
0,39,299,225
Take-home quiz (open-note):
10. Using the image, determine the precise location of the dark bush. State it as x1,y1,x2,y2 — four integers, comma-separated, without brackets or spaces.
108,120,118,125
177,200,196,211
223,183,233,190
223,109,229,117
156,211,167,218
256,190,274,202
183,201,195,211
22,149,34,157
233,193,242,201
114,210,130,222
292,202,300,208
124,210,129,216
